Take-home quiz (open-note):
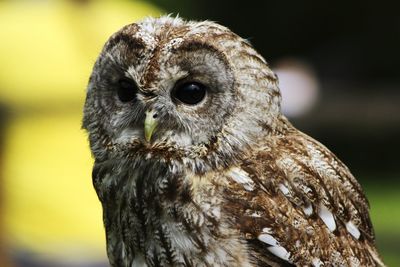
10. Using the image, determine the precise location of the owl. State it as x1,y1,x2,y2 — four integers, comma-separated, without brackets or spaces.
83,16,385,267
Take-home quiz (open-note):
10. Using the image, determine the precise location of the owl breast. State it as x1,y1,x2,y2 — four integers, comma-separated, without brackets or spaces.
93,156,251,267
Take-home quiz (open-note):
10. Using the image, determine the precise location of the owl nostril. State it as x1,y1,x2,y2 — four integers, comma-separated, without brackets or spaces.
144,109,158,142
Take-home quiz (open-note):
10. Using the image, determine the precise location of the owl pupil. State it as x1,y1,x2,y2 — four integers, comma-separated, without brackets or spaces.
117,78,137,102
173,82,206,105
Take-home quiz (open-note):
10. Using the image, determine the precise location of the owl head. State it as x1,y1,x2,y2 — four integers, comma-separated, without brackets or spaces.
83,16,281,171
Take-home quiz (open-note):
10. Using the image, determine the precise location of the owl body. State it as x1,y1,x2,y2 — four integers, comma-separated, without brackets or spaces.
83,16,384,266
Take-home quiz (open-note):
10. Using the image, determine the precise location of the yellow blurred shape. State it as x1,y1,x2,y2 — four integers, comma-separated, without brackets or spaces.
3,112,102,259
0,0,160,107
0,0,161,261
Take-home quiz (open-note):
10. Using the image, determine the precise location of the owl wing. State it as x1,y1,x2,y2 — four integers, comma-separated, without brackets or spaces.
222,121,385,266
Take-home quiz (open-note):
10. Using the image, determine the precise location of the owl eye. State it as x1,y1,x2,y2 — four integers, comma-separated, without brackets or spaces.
117,78,138,102
172,82,207,105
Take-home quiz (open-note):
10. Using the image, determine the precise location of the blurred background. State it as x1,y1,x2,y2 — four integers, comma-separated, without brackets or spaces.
0,0,398,266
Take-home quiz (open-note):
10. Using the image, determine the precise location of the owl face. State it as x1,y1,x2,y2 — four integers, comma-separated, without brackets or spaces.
83,17,281,166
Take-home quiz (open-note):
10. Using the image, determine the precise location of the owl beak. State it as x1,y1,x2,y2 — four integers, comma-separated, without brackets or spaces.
144,110,158,142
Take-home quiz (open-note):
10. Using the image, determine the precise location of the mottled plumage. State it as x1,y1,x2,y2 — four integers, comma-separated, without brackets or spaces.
83,16,385,266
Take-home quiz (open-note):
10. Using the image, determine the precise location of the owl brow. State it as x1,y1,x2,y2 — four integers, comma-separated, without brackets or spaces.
105,33,146,51
174,41,233,83
104,52,126,73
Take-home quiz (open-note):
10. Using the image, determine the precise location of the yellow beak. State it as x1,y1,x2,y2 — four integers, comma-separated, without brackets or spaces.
144,110,158,142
